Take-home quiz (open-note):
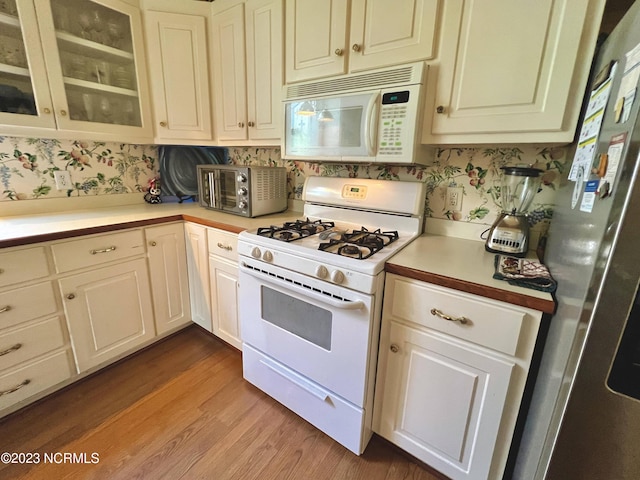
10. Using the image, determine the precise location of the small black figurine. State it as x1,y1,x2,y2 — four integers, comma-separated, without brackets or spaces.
144,178,162,204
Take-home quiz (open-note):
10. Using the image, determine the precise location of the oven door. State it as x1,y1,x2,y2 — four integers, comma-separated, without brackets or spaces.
238,258,375,407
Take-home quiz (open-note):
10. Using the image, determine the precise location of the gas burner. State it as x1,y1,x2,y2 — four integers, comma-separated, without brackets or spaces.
319,227,400,259
257,218,335,242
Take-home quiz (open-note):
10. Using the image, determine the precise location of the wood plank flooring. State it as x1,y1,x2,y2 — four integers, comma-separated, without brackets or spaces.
0,326,445,480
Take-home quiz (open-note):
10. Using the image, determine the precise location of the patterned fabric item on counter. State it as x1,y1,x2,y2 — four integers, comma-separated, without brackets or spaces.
493,255,557,293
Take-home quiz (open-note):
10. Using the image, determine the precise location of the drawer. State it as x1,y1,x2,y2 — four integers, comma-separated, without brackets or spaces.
243,344,366,455
0,246,50,288
0,350,73,411
0,282,58,330
207,228,238,261
52,229,145,273
0,317,66,372
387,275,526,356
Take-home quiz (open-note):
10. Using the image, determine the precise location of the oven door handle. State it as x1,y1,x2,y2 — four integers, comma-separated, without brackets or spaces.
259,359,329,402
240,264,366,310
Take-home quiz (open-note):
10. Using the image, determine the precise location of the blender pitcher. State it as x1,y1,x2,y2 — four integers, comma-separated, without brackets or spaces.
485,166,542,256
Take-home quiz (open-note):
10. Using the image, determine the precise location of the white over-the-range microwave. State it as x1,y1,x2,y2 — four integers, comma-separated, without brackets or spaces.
283,62,434,165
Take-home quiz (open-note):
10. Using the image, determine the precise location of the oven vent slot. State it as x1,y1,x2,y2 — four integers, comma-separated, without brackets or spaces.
245,263,352,302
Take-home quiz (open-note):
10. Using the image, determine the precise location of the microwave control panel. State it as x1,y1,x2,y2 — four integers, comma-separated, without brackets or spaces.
379,90,412,157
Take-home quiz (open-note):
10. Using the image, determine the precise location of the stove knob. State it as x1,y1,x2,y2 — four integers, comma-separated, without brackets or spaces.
262,250,273,262
315,265,328,279
237,173,247,183
237,187,248,196
251,247,261,259
331,270,345,284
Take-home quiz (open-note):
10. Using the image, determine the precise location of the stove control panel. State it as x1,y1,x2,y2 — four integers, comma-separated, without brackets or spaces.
342,185,367,200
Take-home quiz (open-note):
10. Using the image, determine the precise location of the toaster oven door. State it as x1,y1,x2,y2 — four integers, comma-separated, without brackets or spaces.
199,168,243,214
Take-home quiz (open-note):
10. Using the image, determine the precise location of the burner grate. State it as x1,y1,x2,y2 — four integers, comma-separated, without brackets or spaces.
257,218,335,242
319,227,399,259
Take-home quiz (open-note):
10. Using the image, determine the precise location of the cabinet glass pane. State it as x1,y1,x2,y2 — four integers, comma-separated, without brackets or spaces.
0,0,37,116
50,0,141,126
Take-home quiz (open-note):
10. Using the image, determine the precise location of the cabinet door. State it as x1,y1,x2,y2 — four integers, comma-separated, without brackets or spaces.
425,0,600,144
377,320,514,480
146,223,191,335
245,0,282,141
211,2,248,141
348,0,439,73
285,0,348,83
60,258,155,372
184,222,211,331
208,255,241,350
144,10,212,141
33,0,153,141
0,0,56,130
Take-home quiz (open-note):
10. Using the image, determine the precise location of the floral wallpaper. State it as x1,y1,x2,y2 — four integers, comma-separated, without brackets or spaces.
227,145,568,233
0,136,157,200
1,137,567,238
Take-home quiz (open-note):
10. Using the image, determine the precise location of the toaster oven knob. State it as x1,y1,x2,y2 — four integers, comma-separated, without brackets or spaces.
331,270,345,284
262,250,273,262
239,200,248,209
251,247,261,259
237,173,247,183
315,265,328,279
237,187,248,196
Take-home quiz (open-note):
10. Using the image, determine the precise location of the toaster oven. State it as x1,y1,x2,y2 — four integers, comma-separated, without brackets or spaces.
197,165,287,217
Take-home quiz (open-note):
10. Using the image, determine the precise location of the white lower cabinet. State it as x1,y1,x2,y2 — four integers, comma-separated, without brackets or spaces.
60,258,156,373
184,222,212,331
208,228,240,349
374,274,542,480
146,223,191,334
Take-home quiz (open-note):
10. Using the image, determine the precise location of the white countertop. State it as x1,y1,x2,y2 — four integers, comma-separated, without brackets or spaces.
386,234,556,314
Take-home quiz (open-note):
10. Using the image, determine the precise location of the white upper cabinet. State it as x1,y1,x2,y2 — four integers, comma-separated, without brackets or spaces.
211,0,282,145
423,0,606,145
1,0,154,142
144,10,212,142
285,0,439,83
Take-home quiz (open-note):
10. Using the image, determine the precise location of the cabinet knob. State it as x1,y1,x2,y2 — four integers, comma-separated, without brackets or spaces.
238,122,245,128
60,109,67,116
334,48,343,56
66,293,76,300
436,105,445,114
149,241,157,247
43,107,51,114
248,121,255,127
352,43,361,52
390,344,399,353
159,121,167,127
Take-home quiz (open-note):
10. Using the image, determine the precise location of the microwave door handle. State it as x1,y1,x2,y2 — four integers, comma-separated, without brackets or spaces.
364,93,379,156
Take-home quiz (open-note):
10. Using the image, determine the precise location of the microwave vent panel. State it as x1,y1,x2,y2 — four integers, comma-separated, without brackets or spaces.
255,168,287,201
285,62,426,99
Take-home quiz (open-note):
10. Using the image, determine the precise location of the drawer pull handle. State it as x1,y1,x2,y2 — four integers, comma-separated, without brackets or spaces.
0,379,30,397
430,308,470,325
390,344,399,353
0,305,11,313
217,242,233,251
90,246,117,255
0,343,22,356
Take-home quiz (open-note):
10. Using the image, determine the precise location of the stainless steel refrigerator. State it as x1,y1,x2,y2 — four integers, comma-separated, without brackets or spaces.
514,2,640,479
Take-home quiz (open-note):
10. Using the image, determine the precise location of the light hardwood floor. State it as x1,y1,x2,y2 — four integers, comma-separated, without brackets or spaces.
0,326,445,480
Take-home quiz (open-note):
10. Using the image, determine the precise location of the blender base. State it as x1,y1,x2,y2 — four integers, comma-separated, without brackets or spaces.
485,213,530,257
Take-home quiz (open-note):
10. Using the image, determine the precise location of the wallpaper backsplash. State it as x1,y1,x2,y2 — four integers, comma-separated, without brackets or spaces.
0,136,567,236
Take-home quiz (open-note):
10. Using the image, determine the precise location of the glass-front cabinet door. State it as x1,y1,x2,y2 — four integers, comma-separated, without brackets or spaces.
0,0,152,140
0,0,56,129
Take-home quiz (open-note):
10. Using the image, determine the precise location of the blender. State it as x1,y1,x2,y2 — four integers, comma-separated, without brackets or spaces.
485,166,542,257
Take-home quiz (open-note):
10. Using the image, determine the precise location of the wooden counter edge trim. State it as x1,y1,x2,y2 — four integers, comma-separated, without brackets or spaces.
385,263,557,315
181,214,245,234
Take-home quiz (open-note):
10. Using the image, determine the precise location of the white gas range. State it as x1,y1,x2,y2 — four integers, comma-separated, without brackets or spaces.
238,176,426,454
